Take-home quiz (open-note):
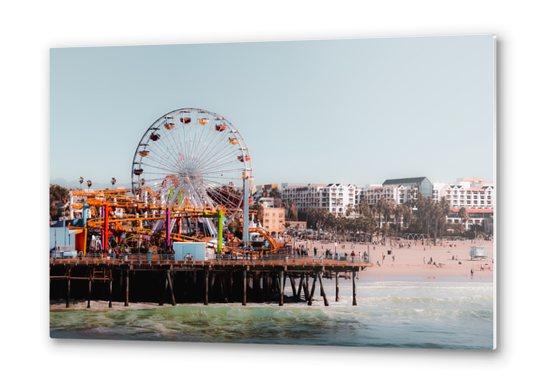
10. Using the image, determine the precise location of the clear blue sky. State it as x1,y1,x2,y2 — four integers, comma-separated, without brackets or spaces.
50,35,494,188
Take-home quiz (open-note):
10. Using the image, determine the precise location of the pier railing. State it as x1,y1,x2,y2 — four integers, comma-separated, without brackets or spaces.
50,252,372,266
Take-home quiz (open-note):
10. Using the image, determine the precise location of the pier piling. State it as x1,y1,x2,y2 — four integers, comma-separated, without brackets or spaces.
279,270,284,306
167,270,175,306
335,272,339,302
205,269,209,305
108,277,113,308
50,258,369,307
242,268,247,306
352,269,357,306
66,278,70,308
308,274,317,306
318,271,329,306
124,268,129,306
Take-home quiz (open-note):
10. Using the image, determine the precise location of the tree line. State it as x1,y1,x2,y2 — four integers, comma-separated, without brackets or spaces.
283,188,477,242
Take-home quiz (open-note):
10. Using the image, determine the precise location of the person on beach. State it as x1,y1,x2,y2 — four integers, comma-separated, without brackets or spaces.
392,255,395,262
471,269,474,277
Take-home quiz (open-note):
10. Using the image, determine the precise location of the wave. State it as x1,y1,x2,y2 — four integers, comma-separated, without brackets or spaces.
50,281,494,349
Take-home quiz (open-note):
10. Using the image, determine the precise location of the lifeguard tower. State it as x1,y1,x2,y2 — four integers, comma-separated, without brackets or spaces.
470,246,490,260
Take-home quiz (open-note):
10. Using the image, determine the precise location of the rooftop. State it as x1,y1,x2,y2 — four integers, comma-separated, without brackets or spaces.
383,177,429,185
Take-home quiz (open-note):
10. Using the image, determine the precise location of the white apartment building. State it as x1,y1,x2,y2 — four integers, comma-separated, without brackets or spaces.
321,183,359,215
257,197,275,208
282,184,326,212
432,182,449,203
281,183,359,215
359,184,401,206
444,180,494,210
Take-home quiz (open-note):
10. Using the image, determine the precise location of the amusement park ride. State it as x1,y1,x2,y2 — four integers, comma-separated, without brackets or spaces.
66,108,281,257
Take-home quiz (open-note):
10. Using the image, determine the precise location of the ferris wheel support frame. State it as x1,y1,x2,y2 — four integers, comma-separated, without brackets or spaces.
243,175,250,248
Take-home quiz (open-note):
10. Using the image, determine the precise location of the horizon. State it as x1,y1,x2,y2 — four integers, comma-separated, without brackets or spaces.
50,174,494,191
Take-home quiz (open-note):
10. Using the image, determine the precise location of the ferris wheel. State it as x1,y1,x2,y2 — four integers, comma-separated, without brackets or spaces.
131,108,253,235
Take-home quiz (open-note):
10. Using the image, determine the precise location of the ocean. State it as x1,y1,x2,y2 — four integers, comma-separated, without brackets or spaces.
50,276,494,350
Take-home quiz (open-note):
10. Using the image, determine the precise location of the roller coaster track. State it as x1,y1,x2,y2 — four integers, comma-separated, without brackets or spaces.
79,196,280,254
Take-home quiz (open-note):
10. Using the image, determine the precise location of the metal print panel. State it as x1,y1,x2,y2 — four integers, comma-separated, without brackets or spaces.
49,35,496,349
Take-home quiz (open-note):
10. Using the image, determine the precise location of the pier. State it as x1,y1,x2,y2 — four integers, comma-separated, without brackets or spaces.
50,255,372,308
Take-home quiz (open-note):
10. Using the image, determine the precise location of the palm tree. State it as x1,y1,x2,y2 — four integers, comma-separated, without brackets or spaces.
381,223,391,245
86,180,92,191
416,195,434,234
403,209,412,231
79,177,84,190
269,187,281,199
383,199,394,226
357,197,371,218
284,200,298,221
459,207,469,233
436,197,450,243
393,204,407,241
308,208,330,238
361,216,377,244
375,197,386,228
111,177,116,187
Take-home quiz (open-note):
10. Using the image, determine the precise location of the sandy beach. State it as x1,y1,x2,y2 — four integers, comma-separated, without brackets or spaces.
293,239,494,278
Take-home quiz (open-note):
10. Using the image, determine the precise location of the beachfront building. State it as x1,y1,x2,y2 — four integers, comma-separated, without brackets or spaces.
358,184,401,206
257,197,275,208
320,183,359,216
382,177,433,198
281,183,359,216
282,183,326,212
261,206,286,234
444,179,494,210
446,208,493,232
432,182,449,203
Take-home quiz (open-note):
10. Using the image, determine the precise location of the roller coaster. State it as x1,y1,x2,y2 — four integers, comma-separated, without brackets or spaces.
69,191,280,256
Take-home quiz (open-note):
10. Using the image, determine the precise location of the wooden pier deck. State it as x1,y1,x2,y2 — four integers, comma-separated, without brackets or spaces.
50,257,373,308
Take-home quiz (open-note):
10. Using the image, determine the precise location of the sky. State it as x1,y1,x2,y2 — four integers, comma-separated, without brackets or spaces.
50,35,495,189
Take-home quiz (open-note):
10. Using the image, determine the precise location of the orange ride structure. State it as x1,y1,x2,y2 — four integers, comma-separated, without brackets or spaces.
67,108,282,257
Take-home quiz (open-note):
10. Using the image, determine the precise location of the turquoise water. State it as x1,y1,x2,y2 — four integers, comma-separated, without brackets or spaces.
50,277,494,350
